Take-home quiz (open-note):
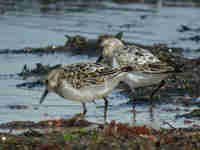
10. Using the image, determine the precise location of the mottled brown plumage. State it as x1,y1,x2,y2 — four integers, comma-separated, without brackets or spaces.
40,62,133,117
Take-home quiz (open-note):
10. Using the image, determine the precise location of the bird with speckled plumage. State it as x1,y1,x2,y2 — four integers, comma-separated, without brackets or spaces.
97,38,179,115
39,62,133,120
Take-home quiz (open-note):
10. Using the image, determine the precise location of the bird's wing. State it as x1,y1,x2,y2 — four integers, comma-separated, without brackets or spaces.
115,45,175,73
62,63,121,88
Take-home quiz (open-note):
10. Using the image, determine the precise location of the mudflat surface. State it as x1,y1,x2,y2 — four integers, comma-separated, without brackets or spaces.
0,0,200,130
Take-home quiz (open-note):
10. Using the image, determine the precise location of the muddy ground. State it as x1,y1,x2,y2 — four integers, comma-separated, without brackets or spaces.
1,117,200,150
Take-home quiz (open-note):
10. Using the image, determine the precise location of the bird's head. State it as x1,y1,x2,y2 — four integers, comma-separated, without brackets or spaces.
100,38,124,59
39,68,64,104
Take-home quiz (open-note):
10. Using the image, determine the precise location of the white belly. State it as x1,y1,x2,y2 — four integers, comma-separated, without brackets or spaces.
55,79,121,102
123,72,167,89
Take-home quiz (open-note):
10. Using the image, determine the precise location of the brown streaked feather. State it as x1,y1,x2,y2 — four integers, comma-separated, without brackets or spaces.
113,45,175,73
46,63,125,89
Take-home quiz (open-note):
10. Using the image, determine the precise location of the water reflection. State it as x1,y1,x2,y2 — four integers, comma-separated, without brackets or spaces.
0,0,200,15
0,0,107,14
0,0,200,50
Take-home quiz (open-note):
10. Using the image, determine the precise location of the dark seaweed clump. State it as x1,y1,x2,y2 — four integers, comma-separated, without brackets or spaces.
0,119,200,150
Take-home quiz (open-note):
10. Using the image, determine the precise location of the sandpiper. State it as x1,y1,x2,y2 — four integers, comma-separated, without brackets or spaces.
39,62,133,120
97,38,179,114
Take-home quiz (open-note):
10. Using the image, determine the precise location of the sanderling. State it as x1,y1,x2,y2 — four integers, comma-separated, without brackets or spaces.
97,38,179,116
97,38,176,90
39,62,133,120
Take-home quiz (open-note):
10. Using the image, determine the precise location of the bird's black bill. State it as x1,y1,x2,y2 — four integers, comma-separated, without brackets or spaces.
96,54,104,64
39,89,48,104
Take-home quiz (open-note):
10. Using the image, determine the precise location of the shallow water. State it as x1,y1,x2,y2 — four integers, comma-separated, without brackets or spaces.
0,0,200,128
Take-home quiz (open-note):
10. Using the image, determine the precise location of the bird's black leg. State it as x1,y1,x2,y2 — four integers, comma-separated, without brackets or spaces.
150,80,166,109
132,103,136,121
82,102,87,115
149,80,166,121
130,89,137,121
150,80,166,99
103,97,108,121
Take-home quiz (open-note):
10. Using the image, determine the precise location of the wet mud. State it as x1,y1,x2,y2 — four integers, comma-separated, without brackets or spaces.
0,118,200,150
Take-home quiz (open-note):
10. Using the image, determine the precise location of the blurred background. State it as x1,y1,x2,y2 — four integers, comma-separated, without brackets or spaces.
0,0,200,54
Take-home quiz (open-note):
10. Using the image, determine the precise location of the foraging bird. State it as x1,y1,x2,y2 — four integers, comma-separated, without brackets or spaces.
97,38,180,115
39,62,133,120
